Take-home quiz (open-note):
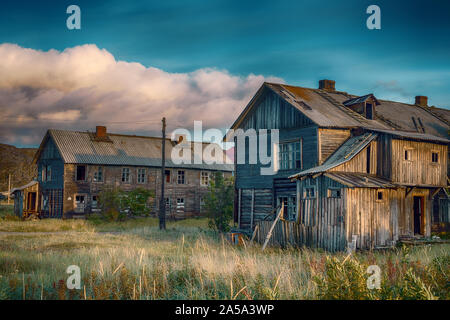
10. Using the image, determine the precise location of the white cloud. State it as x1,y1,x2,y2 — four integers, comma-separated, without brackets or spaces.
0,43,283,146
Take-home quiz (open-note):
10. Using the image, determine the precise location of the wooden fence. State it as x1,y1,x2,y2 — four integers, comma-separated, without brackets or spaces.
255,219,347,252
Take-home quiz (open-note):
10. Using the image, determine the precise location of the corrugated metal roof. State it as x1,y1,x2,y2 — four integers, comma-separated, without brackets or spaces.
369,129,450,143
324,172,398,188
46,129,233,171
230,82,449,141
289,133,377,179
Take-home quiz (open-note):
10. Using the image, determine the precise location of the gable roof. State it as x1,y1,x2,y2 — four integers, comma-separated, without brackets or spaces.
289,132,378,179
229,82,449,141
34,129,233,171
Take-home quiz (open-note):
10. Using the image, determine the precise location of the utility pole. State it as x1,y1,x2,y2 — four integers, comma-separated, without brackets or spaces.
159,117,166,230
7,174,11,205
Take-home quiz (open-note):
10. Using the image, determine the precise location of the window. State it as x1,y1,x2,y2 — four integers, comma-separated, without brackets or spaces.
432,152,439,163
75,195,86,213
76,165,86,181
279,141,301,170
177,198,185,209
165,170,171,183
366,103,373,119
377,191,384,201
404,149,412,161
366,146,371,173
137,168,146,184
303,187,316,199
121,168,130,183
328,188,341,198
277,196,296,221
177,170,185,184
165,198,171,206
42,164,51,182
201,171,210,186
91,195,98,208
93,166,103,182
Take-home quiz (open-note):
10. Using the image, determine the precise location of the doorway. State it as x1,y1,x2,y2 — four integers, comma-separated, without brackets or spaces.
27,192,36,211
413,196,425,235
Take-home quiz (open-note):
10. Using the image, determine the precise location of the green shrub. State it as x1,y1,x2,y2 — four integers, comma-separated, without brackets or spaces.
203,173,234,233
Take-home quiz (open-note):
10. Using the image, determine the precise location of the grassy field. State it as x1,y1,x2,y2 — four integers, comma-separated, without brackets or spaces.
0,215,448,300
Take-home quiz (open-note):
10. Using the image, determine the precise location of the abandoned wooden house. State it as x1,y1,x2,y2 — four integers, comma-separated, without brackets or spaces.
228,80,449,251
24,126,232,219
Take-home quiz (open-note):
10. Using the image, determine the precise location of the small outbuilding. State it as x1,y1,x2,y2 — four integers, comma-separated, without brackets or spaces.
11,181,39,218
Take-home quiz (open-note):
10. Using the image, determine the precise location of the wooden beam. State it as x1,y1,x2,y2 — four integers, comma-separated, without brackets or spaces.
405,186,415,198
238,188,241,229
250,189,255,230
430,187,441,199
262,203,284,251
250,225,259,243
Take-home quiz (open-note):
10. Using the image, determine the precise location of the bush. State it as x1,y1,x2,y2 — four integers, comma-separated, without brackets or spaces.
203,173,234,233
98,187,154,221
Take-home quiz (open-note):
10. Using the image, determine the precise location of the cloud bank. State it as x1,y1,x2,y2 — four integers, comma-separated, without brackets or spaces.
0,43,283,146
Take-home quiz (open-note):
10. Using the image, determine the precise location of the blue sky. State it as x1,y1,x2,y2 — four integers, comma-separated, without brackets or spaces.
0,0,449,146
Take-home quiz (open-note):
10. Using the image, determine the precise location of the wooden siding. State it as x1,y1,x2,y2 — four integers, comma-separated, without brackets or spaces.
239,89,314,131
63,164,231,219
330,141,377,175
391,139,447,186
318,128,351,164
238,188,273,229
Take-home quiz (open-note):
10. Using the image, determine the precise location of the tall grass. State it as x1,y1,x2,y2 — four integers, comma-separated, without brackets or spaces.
0,219,448,300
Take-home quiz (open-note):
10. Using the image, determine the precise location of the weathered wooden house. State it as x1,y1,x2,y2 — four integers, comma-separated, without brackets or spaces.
228,80,449,250
29,126,233,219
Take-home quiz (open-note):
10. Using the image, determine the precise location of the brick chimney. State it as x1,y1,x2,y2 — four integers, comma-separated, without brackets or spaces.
319,79,335,92
95,126,107,139
415,96,428,107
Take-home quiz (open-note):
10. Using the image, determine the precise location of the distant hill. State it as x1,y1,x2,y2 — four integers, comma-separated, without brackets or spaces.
0,143,37,192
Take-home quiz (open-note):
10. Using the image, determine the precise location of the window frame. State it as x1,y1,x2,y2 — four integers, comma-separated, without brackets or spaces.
137,168,147,184
165,169,171,183
177,170,185,184
376,190,385,202
93,166,104,182
74,194,87,213
42,164,52,182
200,171,210,186
431,151,439,164
327,188,342,198
278,140,302,171
121,167,131,183
76,165,87,182
404,148,414,162
303,186,317,199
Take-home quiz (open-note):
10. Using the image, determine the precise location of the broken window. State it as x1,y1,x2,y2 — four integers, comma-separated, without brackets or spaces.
303,187,316,199
200,171,210,186
165,170,171,183
366,103,374,119
328,188,341,198
75,195,86,213
279,140,301,170
93,166,103,182
91,195,98,208
76,165,86,181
